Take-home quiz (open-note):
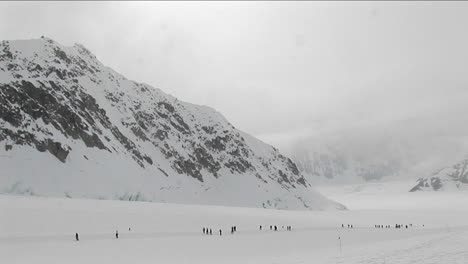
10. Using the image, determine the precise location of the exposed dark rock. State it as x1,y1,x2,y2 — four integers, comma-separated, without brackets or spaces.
158,168,169,177
206,135,230,152
174,159,203,182
194,146,220,177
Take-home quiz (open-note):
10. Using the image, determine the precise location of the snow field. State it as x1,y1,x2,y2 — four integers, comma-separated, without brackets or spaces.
2,194,468,264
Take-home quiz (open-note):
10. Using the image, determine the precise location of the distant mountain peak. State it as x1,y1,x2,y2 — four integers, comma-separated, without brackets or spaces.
410,158,468,192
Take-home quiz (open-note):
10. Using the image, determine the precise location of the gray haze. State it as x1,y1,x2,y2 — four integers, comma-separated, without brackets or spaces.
2,2,468,179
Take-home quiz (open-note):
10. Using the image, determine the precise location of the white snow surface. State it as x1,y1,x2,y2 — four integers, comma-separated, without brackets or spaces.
1,193,468,264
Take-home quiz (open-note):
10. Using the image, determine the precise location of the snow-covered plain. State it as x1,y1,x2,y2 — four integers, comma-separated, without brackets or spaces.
2,190,468,264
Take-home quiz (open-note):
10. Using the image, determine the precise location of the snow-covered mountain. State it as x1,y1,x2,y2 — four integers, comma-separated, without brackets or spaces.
287,123,468,185
292,150,402,184
0,37,344,210
410,159,468,192
289,140,404,184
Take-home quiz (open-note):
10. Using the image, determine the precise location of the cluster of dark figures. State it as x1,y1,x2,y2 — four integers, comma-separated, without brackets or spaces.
202,227,214,235
75,227,130,241
375,225,392,229
203,226,237,236
230,226,237,234
261,225,292,231
341,224,354,228
378,224,424,229
202,225,292,236
375,224,414,229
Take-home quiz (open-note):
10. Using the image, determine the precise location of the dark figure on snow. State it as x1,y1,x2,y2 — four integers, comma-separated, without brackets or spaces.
219,229,222,236
274,225,277,231
406,225,408,229
115,230,119,239
129,227,131,231
260,225,262,230
270,225,272,230
75,233,79,241
234,226,237,232
342,224,344,228
203,228,206,234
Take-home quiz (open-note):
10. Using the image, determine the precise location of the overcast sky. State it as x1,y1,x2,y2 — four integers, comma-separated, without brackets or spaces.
2,1,468,160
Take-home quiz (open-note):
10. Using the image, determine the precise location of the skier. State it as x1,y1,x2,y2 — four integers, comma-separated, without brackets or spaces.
115,230,119,239
75,233,79,241
219,229,222,236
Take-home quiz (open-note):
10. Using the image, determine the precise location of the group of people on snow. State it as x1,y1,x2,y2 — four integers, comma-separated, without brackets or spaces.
374,224,415,229
264,225,292,231
203,227,213,235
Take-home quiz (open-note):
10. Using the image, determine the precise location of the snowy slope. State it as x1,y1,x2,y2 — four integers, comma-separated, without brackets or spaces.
2,194,468,264
410,158,468,192
0,37,343,210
